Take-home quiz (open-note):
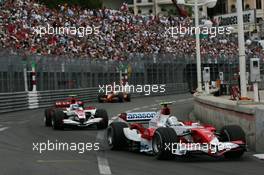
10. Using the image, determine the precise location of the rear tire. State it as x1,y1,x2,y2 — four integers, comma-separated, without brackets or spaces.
107,122,128,150
126,94,131,102
152,127,178,160
95,109,109,129
44,108,53,127
98,94,104,103
220,125,246,159
118,93,124,102
52,110,65,130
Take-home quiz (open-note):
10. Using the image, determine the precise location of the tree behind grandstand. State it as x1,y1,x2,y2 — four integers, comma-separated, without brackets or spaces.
39,0,102,9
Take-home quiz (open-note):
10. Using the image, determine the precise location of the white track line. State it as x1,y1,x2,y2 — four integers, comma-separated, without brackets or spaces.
0,127,9,132
253,154,264,160
96,132,112,175
97,156,112,175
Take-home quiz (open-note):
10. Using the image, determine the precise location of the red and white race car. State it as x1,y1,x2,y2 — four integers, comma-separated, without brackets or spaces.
107,102,246,160
98,83,131,103
98,91,131,103
44,95,108,130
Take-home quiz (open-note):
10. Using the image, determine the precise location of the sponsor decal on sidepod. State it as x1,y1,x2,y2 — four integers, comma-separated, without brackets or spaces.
126,112,156,121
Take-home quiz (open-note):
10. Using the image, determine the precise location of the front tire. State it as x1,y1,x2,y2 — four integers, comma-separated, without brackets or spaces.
95,109,109,129
152,127,178,160
51,110,65,130
44,108,53,127
107,122,128,150
118,93,124,102
220,125,246,159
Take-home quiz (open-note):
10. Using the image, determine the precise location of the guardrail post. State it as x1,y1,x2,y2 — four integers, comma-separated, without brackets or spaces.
31,61,37,92
23,64,28,92
28,91,39,109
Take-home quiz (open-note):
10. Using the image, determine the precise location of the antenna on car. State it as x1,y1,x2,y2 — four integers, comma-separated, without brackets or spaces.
160,102,173,107
160,102,172,115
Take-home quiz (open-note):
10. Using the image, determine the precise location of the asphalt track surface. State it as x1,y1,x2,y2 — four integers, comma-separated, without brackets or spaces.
0,94,263,175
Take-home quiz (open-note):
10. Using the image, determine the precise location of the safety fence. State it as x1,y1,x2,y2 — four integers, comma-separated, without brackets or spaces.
1,51,264,93
0,83,188,113
0,52,188,92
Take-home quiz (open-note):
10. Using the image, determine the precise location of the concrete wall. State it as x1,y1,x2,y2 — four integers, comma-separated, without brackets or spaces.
255,106,264,152
194,95,264,152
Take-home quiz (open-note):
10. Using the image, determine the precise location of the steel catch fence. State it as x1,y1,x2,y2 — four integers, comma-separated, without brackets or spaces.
0,51,263,93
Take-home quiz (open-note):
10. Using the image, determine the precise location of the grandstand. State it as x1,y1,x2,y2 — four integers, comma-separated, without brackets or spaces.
0,0,263,60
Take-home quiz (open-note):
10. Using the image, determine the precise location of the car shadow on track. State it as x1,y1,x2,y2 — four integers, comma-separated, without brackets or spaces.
172,154,249,163
103,147,250,163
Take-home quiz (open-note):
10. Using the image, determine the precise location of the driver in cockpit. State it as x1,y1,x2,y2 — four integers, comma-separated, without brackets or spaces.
161,103,171,115
70,104,83,110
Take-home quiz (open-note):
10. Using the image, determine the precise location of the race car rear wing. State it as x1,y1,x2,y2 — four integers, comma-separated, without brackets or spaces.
119,112,157,123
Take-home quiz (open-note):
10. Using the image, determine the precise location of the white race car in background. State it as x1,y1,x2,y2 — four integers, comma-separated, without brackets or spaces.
45,98,109,130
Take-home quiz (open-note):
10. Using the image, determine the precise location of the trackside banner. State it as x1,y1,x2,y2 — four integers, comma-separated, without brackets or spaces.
126,112,156,121
213,10,256,26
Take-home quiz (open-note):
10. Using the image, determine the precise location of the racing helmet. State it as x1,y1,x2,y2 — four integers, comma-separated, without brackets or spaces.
71,104,80,110
160,102,172,115
161,106,170,115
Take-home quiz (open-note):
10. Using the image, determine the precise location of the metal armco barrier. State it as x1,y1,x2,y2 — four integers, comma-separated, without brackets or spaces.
37,88,99,108
0,83,188,113
131,83,189,98
35,83,189,108
0,92,28,113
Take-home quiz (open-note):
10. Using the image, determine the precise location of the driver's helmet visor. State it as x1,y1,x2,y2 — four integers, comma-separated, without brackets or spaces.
71,104,79,110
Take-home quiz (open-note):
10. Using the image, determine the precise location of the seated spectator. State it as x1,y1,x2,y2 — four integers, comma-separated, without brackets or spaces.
0,0,263,61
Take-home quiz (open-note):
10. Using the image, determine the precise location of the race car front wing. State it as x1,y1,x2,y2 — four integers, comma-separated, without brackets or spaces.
63,118,102,127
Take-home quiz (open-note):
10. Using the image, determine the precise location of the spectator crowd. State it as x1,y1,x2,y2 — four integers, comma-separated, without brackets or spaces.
0,0,263,60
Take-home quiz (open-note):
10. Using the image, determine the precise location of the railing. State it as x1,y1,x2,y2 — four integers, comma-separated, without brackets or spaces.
0,92,28,113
